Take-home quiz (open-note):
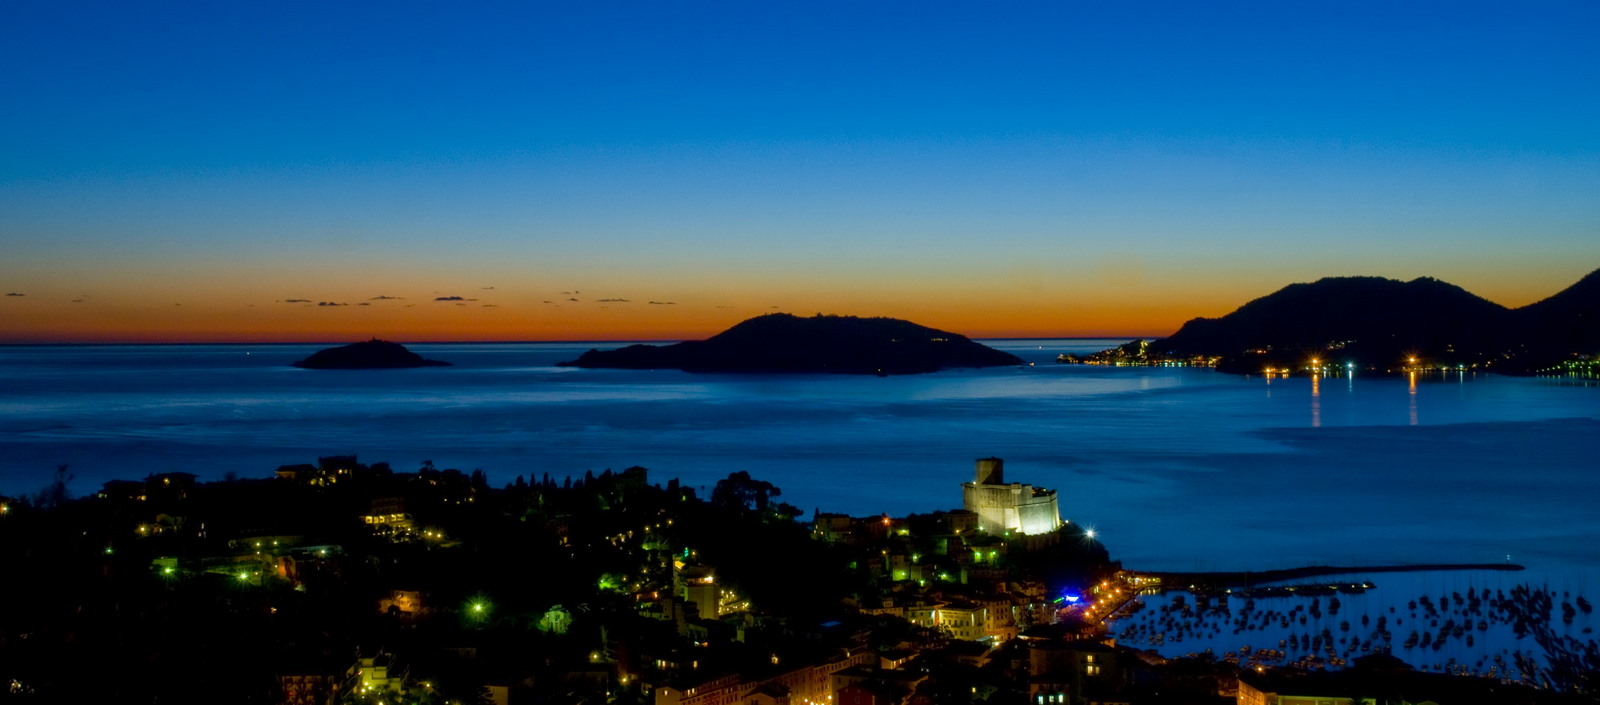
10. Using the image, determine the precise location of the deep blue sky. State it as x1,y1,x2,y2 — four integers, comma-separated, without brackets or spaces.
3,1,1598,341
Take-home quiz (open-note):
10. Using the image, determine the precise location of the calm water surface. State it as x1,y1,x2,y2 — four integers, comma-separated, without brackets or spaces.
3,341,1598,579
5,340,1600,671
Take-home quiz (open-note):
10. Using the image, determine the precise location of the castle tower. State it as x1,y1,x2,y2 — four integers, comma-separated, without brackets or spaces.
961,458,1060,535
974,457,1004,484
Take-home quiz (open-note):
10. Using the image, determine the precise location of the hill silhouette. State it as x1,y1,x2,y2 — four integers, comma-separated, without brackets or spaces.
291,339,451,369
1148,268,1600,373
560,313,1023,374
1518,267,1600,360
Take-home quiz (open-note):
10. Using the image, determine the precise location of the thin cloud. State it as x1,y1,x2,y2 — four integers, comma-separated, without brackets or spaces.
648,301,677,305
317,301,348,307
357,302,371,306
370,295,402,300
282,299,311,303
481,304,498,307
597,298,630,303
568,297,579,302
71,299,84,303
5,292,25,297
481,286,495,290
435,296,466,301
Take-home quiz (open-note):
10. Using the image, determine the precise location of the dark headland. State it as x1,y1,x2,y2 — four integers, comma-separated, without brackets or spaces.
1069,267,1600,374
290,339,451,369
560,313,1024,374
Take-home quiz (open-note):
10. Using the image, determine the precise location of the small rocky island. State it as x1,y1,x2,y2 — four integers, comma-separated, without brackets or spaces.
559,313,1023,374
291,339,451,369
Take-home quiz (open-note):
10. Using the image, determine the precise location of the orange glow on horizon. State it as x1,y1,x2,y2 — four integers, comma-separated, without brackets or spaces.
0,295,1186,344
7,263,1586,345
0,259,1249,344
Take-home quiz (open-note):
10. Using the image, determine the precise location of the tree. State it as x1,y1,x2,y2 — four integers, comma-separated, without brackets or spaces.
30,464,73,509
711,471,780,513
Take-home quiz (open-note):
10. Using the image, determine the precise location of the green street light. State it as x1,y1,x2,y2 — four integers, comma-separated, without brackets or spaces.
465,594,493,623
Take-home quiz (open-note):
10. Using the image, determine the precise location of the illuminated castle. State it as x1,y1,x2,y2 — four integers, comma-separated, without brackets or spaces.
961,457,1061,535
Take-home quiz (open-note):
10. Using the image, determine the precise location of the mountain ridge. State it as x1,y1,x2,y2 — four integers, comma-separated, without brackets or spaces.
1143,268,1600,373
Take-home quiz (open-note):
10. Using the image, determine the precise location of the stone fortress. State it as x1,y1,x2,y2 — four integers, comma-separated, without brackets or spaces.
960,457,1061,535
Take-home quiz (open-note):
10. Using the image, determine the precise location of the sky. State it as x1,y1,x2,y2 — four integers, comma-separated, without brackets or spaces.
3,1,1598,343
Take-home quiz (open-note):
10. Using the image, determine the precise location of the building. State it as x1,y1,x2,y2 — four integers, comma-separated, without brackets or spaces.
654,649,875,705
1028,641,1129,705
961,458,1061,535
680,565,721,620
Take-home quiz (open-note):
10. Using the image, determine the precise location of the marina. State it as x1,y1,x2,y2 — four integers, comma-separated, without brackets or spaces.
1108,573,1599,689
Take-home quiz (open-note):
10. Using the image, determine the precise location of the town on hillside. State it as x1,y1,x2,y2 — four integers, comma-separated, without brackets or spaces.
0,458,1586,704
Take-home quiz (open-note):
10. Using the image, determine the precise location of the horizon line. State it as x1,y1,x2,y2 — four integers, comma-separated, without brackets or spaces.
0,333,1160,347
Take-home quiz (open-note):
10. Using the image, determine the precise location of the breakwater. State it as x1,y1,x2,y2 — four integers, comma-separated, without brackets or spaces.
1135,563,1524,591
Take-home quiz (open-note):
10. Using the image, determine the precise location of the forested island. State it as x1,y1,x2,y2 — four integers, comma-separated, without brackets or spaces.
561,313,1023,374
291,339,452,369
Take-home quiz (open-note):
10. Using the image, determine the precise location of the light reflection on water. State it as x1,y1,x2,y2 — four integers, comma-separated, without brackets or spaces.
4,341,1600,675
2,342,1598,587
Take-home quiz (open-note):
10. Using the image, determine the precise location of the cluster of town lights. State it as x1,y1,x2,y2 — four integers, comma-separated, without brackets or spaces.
1259,355,1463,375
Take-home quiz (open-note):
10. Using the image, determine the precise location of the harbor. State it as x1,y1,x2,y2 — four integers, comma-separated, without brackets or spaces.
1106,568,1599,690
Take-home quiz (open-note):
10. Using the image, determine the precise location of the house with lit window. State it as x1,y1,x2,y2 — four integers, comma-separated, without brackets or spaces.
1028,641,1129,705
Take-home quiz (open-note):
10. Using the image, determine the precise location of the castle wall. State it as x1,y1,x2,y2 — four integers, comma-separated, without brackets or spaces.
961,458,1060,535
962,482,1019,533
1016,492,1060,535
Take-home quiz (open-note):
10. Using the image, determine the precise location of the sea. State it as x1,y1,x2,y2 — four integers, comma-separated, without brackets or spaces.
3,340,1598,679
